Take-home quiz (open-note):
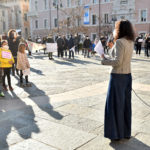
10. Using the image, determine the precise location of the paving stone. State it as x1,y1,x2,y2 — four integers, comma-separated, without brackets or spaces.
2,139,58,150
0,132,24,149
0,52,150,149
54,114,103,133
17,120,96,150
55,104,104,123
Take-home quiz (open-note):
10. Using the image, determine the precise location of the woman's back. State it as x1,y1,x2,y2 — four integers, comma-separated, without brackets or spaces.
102,38,134,74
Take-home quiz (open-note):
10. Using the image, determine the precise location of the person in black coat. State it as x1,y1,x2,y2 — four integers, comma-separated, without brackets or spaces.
46,35,54,60
74,34,80,55
57,35,64,58
28,36,32,55
135,35,143,55
7,29,20,76
145,35,150,57
100,36,107,54
63,36,68,58
68,35,75,59
83,36,92,58
42,36,47,54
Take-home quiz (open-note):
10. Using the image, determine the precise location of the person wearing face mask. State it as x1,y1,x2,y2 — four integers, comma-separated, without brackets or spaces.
101,20,135,141
0,41,14,91
57,35,64,58
7,29,20,76
83,36,92,58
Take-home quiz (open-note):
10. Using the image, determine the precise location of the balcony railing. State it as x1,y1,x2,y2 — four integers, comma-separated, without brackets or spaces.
27,11,38,17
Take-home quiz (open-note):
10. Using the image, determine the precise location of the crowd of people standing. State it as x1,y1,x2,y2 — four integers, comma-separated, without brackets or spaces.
135,34,150,57
0,28,150,98
0,29,31,97
33,34,108,60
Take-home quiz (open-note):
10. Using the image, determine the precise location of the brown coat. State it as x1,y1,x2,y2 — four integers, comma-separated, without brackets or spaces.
17,52,30,70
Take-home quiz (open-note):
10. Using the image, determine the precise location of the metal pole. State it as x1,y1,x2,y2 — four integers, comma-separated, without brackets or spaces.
49,0,52,31
57,2,59,33
99,0,101,37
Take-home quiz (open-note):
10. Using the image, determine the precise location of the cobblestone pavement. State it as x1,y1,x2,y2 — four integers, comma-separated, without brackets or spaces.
0,51,150,150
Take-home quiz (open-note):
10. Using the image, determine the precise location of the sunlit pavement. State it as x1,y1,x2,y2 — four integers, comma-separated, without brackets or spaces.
0,50,150,150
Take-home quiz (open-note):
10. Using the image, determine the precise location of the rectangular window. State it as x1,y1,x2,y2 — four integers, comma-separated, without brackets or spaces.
35,20,38,28
24,13,28,21
54,18,58,27
104,0,110,2
2,10,5,17
77,0,82,6
25,28,28,37
35,1,38,11
141,10,147,22
67,17,71,27
53,0,58,6
3,21,6,31
44,0,48,9
120,0,128,4
92,0,97,4
67,0,71,7
77,17,81,26
91,33,96,41
92,14,96,25
44,19,48,28
104,14,109,24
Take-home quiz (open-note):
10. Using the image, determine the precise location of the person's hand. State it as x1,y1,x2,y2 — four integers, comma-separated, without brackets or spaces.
13,39,16,42
8,61,13,64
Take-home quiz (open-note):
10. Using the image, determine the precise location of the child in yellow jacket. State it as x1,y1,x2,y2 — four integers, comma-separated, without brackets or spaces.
0,41,14,91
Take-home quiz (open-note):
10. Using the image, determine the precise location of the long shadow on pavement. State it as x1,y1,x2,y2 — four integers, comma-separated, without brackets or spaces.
22,82,64,120
0,91,40,150
66,58,100,65
110,137,150,150
30,67,45,76
132,58,150,63
54,59,75,67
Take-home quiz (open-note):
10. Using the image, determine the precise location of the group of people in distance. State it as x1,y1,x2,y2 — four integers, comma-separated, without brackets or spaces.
135,34,150,57
0,29,31,97
33,34,108,60
0,19,148,143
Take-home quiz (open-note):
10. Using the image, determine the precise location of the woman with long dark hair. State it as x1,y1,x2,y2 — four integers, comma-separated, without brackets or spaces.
101,20,135,141
7,29,20,76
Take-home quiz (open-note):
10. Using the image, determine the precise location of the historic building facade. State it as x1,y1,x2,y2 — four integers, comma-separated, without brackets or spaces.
28,0,150,40
28,0,113,40
0,0,30,39
0,4,9,35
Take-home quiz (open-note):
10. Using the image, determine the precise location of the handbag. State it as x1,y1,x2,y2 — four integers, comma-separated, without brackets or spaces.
23,68,30,76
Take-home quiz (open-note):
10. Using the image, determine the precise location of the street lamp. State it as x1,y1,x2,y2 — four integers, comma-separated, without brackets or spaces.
49,0,52,31
53,0,63,33
99,0,101,37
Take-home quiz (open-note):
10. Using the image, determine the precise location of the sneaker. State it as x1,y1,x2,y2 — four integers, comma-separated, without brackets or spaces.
20,83,26,87
0,91,5,97
3,86,8,91
26,83,32,87
9,86,14,91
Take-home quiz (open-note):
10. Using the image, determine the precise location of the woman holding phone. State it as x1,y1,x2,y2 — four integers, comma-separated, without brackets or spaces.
101,20,135,141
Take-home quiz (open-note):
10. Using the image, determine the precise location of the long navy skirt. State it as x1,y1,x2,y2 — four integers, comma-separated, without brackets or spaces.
104,73,132,140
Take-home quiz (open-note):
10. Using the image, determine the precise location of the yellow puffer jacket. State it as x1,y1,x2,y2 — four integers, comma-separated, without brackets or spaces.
0,47,14,68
